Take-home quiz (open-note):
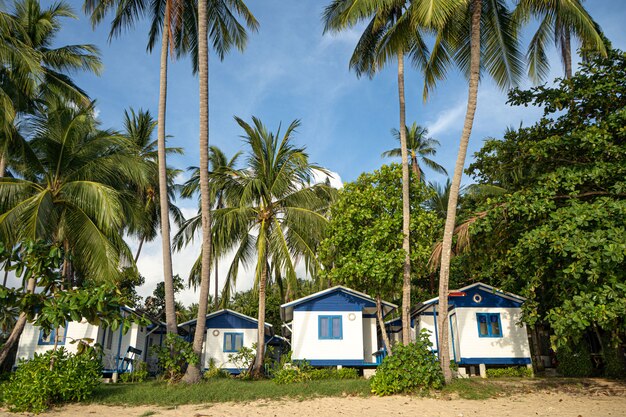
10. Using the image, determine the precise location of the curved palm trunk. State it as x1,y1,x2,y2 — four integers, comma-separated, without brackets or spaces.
156,1,178,337
252,251,268,378
183,0,212,384
437,0,482,384
397,51,411,346
0,278,35,368
376,295,393,356
214,259,219,310
562,29,572,79
411,152,420,182
134,236,145,263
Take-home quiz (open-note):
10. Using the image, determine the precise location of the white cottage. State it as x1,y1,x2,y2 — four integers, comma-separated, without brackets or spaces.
178,309,283,374
15,307,164,374
280,286,397,367
411,282,532,374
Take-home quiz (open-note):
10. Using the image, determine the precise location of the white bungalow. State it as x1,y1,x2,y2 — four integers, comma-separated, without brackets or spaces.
280,286,397,367
15,307,164,375
411,282,532,375
178,309,283,374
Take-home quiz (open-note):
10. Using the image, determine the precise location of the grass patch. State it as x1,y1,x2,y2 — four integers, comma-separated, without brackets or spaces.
440,379,508,400
139,411,157,417
91,378,371,406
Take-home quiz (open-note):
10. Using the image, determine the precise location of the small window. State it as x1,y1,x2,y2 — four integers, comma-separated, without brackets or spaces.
223,333,244,352
476,313,503,338
319,315,342,340
38,324,67,346
105,327,114,350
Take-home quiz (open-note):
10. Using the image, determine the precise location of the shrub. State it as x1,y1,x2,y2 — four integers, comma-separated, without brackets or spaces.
556,342,594,377
486,366,533,378
272,367,311,384
227,346,255,379
370,331,444,396
602,337,626,379
119,361,149,383
154,334,198,383
2,346,102,413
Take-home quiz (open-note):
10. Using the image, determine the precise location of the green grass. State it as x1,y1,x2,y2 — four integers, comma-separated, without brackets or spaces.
440,378,508,400
91,378,372,406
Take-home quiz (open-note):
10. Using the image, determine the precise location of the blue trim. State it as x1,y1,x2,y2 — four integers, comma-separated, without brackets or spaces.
363,314,377,318
114,324,124,371
459,357,531,365
37,322,68,346
294,290,376,312
476,313,503,338
449,315,457,363
298,359,378,367
318,315,342,340
223,332,244,352
432,305,439,352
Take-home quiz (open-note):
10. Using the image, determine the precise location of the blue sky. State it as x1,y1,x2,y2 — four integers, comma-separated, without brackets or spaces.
24,1,626,304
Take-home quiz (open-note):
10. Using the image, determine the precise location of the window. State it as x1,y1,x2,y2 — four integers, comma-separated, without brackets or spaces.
476,313,503,338
223,333,244,352
38,324,67,346
318,315,342,340
105,327,114,350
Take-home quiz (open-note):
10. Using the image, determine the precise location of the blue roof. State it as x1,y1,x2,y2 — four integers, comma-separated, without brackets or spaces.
178,309,272,331
413,283,525,315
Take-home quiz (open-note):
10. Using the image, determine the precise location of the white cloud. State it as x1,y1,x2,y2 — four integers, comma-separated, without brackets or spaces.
426,101,466,137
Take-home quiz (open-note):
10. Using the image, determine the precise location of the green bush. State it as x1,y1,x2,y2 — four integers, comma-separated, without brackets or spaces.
486,366,533,378
556,342,594,377
154,334,198,382
2,346,102,413
370,331,444,396
119,361,149,383
273,367,311,384
203,361,231,380
602,339,626,379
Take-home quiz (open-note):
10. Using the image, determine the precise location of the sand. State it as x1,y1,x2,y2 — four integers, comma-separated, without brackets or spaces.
4,392,625,417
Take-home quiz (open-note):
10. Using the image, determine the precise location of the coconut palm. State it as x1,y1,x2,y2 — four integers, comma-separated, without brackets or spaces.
423,0,524,382
514,0,605,80
185,0,258,383
213,116,334,377
0,0,102,177
84,0,196,337
382,123,447,183
324,0,433,345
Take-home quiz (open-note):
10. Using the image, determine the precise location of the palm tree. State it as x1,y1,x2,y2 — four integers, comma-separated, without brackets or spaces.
0,0,102,177
424,0,523,382
175,146,243,308
121,108,183,262
185,0,258,383
382,122,447,182
214,116,334,377
323,0,431,345
514,0,605,80
84,0,195,338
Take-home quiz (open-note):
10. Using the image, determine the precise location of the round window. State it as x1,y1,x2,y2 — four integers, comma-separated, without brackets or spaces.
348,313,356,321
473,294,483,303
212,329,220,337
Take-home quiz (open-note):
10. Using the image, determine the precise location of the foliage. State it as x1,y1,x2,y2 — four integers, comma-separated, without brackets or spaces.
556,342,594,377
120,361,149,383
464,47,626,349
227,346,255,379
203,366,231,380
154,334,198,383
369,331,444,395
320,164,440,299
272,367,311,384
486,366,533,378
143,275,185,322
602,341,626,379
2,346,102,413
228,285,283,330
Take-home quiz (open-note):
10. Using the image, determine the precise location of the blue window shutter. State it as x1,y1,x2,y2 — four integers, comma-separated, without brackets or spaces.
332,316,342,339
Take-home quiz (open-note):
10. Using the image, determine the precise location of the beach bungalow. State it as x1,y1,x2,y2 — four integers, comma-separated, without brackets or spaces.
15,307,164,375
178,309,284,374
280,286,397,368
411,282,532,376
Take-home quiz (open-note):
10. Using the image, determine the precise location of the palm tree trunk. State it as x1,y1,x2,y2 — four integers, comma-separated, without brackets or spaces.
0,151,6,178
252,255,268,378
2,260,9,287
562,29,572,79
437,0,482,384
397,50,411,346
214,258,219,310
183,0,212,384
376,295,393,356
0,278,35,368
156,1,178,337
134,236,145,263
411,152,420,182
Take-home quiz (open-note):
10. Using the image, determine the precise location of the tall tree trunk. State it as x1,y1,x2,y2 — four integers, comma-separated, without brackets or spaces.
3,260,9,287
252,254,268,378
562,29,572,79
134,236,145,263
0,278,35,368
183,0,212,384
0,150,6,178
411,152,420,182
214,258,219,310
397,51,411,346
157,1,178,337
376,295,393,357
437,0,482,384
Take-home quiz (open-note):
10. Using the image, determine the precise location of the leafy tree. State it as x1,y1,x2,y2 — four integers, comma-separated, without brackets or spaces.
465,46,626,355
320,164,440,354
382,123,447,183
228,286,283,332
143,274,185,323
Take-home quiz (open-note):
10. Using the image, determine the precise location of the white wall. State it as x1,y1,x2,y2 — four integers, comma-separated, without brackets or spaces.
416,315,438,352
455,307,531,360
100,323,144,371
362,317,377,363
203,327,258,370
292,311,364,361
16,320,99,364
